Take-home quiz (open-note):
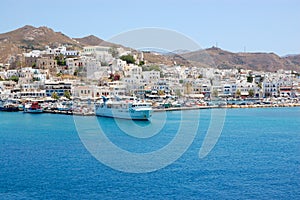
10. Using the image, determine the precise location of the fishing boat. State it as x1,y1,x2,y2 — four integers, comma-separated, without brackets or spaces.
0,101,19,112
24,102,43,113
95,96,152,120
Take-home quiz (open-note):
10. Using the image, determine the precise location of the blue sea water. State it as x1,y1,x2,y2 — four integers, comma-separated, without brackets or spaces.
0,107,299,199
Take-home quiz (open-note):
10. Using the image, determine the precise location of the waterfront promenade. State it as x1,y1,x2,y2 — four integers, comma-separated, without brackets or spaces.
3,100,298,116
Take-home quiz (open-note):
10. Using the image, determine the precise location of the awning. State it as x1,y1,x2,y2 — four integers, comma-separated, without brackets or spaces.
188,94,204,98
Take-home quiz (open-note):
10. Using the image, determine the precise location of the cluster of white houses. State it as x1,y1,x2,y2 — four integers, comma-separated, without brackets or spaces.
0,45,300,100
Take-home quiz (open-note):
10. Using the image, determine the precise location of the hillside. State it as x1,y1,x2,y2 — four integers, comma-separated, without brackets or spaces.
0,25,83,63
0,25,299,72
284,54,300,67
73,35,104,46
73,35,117,47
179,47,299,72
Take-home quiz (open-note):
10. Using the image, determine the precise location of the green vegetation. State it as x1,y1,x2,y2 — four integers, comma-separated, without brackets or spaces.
51,92,59,100
236,89,241,97
55,54,66,66
142,65,160,71
9,75,19,83
73,69,79,76
158,90,165,95
247,76,253,83
138,60,145,66
248,89,254,97
63,90,71,99
32,77,40,82
119,54,135,64
258,82,262,89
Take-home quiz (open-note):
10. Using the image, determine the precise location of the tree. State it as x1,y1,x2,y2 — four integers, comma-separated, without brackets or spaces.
64,90,71,99
73,69,79,76
158,90,165,96
258,82,262,89
119,54,135,64
55,54,66,66
9,75,19,83
236,89,241,97
138,60,145,66
32,77,40,82
247,76,253,83
248,89,254,97
51,92,59,100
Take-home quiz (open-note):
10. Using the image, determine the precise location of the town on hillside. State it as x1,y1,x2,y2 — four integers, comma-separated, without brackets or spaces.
0,44,300,114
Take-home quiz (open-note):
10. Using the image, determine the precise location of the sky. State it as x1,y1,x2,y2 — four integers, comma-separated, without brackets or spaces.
1,0,299,56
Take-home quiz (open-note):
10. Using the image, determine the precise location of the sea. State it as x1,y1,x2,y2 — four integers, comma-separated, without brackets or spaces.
0,107,299,199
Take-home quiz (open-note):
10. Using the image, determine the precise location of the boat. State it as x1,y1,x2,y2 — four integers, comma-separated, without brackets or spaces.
95,96,152,120
24,102,43,113
56,102,73,111
0,100,19,112
0,101,19,112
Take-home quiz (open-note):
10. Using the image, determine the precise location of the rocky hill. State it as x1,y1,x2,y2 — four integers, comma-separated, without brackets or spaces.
73,35,117,47
0,25,299,72
178,47,299,72
73,35,104,46
0,25,83,63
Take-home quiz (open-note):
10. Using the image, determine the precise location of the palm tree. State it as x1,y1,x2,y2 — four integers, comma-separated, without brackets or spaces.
235,89,241,98
51,92,59,100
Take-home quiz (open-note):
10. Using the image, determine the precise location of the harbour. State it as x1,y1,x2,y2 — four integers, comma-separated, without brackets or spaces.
1,97,300,117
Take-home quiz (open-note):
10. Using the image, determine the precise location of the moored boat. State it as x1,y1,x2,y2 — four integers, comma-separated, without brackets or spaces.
24,102,43,113
0,100,19,112
95,96,152,120
0,103,19,112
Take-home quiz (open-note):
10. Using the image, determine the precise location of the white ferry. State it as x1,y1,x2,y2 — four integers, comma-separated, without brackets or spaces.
95,97,152,120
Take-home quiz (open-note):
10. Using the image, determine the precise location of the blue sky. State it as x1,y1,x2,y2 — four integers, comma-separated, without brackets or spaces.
1,0,299,55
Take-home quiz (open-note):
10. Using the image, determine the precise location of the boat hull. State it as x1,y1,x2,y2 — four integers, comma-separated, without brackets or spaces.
0,106,19,112
24,109,43,113
95,107,152,120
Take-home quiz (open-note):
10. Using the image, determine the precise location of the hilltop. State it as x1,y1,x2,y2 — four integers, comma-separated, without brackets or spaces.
0,25,299,72
0,25,117,63
73,35,118,47
176,47,299,72
0,25,82,61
